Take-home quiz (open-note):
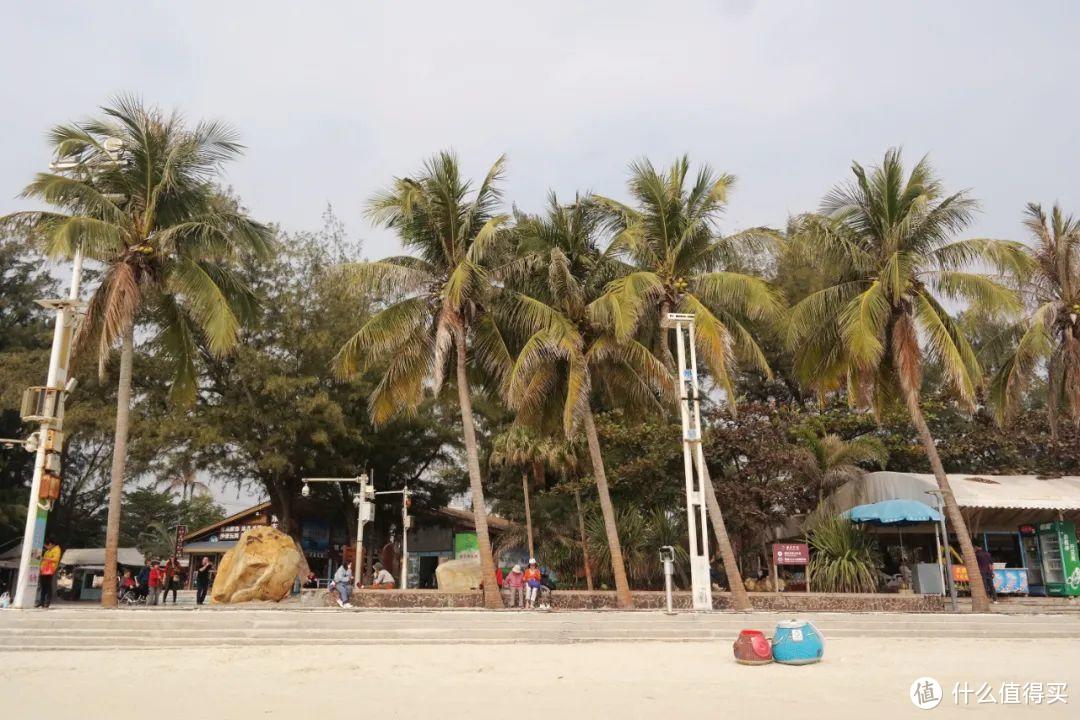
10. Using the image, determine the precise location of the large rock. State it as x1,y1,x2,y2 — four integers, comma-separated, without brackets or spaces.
435,558,482,591
211,526,307,604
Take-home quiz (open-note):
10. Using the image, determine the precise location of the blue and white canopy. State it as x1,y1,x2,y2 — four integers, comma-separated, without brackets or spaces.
842,499,942,525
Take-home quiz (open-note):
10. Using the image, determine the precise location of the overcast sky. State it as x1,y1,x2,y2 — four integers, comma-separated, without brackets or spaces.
5,1,1079,511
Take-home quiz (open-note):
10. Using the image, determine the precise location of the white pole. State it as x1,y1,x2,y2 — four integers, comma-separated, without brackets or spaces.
686,321,712,609
673,319,711,611
401,490,408,591
13,248,83,609
355,484,364,590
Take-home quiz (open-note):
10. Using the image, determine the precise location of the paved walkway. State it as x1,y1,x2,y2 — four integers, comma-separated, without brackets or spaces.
2,607,1080,649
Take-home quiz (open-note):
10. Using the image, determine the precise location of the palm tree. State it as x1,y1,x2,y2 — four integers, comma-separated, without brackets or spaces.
794,431,888,504
334,152,511,608
489,426,557,558
989,203,1080,436
2,97,271,607
594,157,780,611
154,462,211,501
507,194,674,608
787,148,1030,613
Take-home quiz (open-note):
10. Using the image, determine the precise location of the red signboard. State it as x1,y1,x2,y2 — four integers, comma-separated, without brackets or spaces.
174,525,188,558
772,542,809,566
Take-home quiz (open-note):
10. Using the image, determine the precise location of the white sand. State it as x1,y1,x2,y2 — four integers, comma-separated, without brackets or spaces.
2,638,1077,719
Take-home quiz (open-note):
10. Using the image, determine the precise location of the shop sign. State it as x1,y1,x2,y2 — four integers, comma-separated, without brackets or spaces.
173,525,187,557
772,542,810,565
217,523,261,541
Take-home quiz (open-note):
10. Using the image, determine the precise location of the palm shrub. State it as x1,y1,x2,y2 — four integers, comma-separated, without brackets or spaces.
1,97,272,606
806,515,882,593
794,430,888,504
585,506,690,589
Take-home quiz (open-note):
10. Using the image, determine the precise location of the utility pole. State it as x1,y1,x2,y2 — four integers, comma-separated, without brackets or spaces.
302,473,374,584
375,486,411,588
11,138,123,609
664,312,712,611
11,255,84,608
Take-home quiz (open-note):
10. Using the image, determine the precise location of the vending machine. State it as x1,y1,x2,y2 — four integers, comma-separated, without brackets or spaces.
1018,525,1046,596
1037,521,1080,597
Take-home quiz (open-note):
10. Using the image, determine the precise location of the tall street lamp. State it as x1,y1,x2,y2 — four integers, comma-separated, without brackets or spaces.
11,138,123,608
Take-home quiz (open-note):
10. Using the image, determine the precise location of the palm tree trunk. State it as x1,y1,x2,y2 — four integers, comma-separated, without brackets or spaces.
101,324,134,608
901,386,990,613
522,473,535,559
452,325,503,608
699,463,752,610
658,300,675,368
574,489,594,591
582,407,633,608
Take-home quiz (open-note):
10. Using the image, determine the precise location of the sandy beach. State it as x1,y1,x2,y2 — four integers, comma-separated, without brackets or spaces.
2,637,1077,719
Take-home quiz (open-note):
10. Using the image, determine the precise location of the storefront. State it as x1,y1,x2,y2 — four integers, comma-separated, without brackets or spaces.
824,472,1080,597
181,502,273,589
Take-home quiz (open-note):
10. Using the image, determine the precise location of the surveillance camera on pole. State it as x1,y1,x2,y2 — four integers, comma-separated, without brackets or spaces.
302,471,376,583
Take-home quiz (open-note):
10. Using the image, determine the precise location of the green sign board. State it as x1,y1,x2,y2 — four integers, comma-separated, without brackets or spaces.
454,532,479,560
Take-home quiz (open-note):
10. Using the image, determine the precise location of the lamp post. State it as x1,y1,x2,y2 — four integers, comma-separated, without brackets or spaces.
662,312,712,611
925,489,958,612
302,473,374,584
11,139,124,608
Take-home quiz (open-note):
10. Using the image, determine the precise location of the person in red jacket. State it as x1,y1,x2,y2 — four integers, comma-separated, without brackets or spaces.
148,561,163,606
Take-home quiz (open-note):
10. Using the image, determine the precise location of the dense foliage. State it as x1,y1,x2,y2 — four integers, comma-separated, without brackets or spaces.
3,101,1079,601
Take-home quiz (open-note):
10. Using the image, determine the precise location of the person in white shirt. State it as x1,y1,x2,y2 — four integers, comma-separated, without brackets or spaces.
370,561,395,588
333,562,354,607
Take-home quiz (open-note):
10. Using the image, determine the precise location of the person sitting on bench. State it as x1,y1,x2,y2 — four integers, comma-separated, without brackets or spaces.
369,562,395,589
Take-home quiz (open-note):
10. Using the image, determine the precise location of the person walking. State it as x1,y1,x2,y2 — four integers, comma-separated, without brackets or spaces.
523,558,542,609
194,557,213,606
35,539,61,608
975,545,998,604
333,562,354,608
148,561,163,606
505,564,525,608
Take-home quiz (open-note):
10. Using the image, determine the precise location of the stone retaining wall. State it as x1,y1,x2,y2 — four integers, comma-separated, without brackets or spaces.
301,588,945,612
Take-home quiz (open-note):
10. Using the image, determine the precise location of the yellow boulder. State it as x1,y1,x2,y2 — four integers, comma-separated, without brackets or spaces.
211,526,306,604
435,558,482,591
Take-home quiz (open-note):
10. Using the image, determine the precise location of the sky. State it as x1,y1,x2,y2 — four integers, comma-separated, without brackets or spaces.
4,1,1079,511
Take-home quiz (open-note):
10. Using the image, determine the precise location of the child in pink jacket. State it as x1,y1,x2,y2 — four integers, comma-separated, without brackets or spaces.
505,564,525,608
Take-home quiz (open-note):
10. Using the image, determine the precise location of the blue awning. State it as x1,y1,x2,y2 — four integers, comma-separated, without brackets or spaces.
842,499,942,525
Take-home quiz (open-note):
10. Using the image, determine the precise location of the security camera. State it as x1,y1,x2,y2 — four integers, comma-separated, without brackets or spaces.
64,378,78,393
301,484,310,498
